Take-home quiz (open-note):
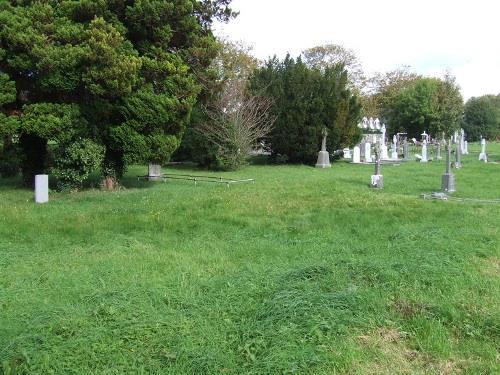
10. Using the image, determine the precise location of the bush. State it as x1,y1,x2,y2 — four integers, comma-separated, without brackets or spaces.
0,139,21,177
51,139,104,190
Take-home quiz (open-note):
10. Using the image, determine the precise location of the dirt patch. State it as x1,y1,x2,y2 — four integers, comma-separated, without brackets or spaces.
477,256,500,278
353,328,461,374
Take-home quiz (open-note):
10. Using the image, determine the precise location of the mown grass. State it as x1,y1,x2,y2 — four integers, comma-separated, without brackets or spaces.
0,143,499,374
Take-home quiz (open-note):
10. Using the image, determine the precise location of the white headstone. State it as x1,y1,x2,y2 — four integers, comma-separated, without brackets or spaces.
380,145,389,160
464,141,469,155
381,124,386,147
369,117,375,130
353,146,361,163
343,148,352,159
479,138,488,162
364,143,372,163
148,164,162,181
420,140,428,163
35,174,49,204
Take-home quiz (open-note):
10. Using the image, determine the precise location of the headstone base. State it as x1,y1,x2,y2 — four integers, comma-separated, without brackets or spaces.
441,173,455,193
370,174,384,189
479,153,488,162
315,151,331,168
391,151,398,160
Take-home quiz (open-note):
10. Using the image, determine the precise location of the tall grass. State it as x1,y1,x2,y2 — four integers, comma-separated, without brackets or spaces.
0,143,499,374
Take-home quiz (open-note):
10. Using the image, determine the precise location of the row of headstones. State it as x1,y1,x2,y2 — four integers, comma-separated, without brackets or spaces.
346,137,490,164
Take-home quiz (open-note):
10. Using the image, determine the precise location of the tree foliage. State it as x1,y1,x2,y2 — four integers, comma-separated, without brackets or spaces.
249,55,361,164
0,0,235,186
302,44,365,92
383,75,463,138
463,95,500,141
362,66,421,118
175,37,260,168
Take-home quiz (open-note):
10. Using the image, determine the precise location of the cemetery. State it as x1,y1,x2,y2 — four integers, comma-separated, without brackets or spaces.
1,1,500,374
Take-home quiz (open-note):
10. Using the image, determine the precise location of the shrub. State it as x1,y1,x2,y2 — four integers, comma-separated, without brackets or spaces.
51,139,104,190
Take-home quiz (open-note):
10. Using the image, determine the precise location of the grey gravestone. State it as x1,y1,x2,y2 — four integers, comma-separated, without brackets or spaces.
370,147,383,189
479,138,488,162
148,164,162,181
442,140,455,193
455,136,462,168
403,140,409,160
315,129,331,168
35,174,49,203
420,140,428,163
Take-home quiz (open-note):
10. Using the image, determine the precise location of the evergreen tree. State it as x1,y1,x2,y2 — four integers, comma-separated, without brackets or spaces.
250,55,361,164
0,0,235,187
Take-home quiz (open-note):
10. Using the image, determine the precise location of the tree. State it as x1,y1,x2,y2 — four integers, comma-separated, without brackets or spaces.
0,0,236,188
361,66,421,118
385,76,463,138
249,55,361,164
463,95,500,141
174,37,260,168
198,79,275,170
302,44,365,91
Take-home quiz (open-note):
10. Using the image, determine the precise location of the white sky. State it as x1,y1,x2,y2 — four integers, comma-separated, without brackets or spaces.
215,0,500,100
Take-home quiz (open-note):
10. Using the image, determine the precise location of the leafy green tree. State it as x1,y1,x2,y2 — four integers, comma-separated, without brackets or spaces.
250,55,361,164
0,0,235,187
384,76,463,138
362,66,421,118
463,95,500,141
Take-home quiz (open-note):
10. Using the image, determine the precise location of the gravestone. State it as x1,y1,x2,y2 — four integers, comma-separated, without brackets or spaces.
442,140,455,192
420,140,428,163
353,146,361,163
436,142,442,160
315,128,331,168
343,148,352,159
380,144,389,160
464,141,469,155
391,134,398,160
403,140,409,160
148,164,162,181
35,174,49,203
364,142,372,163
479,138,488,162
370,148,383,189
455,136,462,168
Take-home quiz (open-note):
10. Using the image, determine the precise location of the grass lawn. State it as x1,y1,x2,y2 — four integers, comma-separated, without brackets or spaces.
1,143,499,374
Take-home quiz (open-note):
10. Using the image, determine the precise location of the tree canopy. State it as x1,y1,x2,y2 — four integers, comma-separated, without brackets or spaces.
463,95,500,141
0,0,235,186
379,74,463,138
250,55,361,164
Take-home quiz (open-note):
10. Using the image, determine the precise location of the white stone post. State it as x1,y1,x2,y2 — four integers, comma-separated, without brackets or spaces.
353,146,361,163
35,174,49,203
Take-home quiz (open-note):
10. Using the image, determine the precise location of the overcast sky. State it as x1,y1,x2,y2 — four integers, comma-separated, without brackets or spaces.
215,0,500,100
